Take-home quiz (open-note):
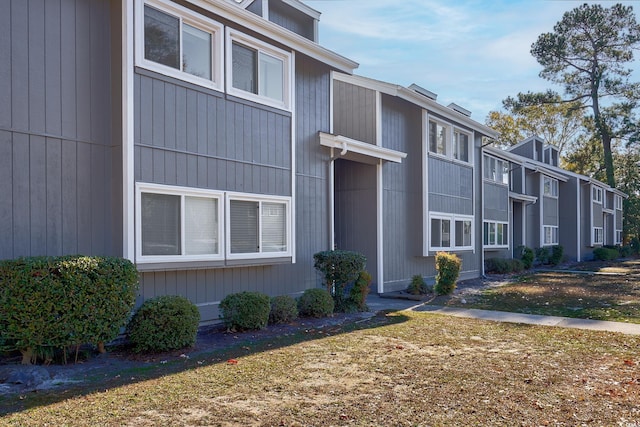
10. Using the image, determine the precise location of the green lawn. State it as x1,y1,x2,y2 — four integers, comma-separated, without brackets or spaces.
443,259,640,323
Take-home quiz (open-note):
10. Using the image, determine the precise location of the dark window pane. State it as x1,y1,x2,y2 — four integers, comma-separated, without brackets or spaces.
230,200,258,253
144,5,180,69
232,42,257,94
183,24,211,79
141,193,181,255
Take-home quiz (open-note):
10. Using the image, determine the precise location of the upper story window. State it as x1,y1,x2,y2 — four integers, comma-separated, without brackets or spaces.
137,0,223,90
543,176,558,198
615,195,623,210
428,121,448,156
483,155,509,185
428,119,473,164
227,29,292,110
453,130,470,163
593,186,603,204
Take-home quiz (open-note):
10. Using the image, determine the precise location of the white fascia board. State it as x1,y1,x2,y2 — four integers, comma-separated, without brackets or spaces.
195,0,357,73
523,161,569,182
509,192,537,204
319,132,407,163
483,146,524,165
332,73,498,138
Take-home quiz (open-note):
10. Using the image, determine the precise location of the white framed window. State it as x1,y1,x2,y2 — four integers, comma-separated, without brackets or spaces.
226,29,292,110
453,129,472,164
592,227,604,245
136,183,224,263
428,120,449,156
615,230,623,245
136,0,224,91
226,192,291,259
543,225,559,246
483,221,509,248
593,186,603,204
429,213,474,251
615,195,623,210
483,155,509,186
543,176,559,198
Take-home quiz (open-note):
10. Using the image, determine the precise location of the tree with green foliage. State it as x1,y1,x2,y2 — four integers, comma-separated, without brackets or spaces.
516,3,640,188
486,94,584,157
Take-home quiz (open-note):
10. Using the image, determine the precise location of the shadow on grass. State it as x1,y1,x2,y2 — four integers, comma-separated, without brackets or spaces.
0,310,410,416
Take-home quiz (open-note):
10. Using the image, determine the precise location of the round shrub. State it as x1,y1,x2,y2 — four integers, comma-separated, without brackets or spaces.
407,274,429,295
219,291,271,331
520,246,534,269
297,288,334,318
434,252,461,296
127,295,200,353
269,295,299,325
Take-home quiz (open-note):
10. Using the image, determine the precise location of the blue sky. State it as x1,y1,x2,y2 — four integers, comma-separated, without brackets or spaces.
304,0,640,123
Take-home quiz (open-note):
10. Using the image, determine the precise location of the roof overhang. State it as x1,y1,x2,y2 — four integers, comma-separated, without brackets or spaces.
319,132,407,164
509,192,538,204
523,161,569,182
194,0,358,73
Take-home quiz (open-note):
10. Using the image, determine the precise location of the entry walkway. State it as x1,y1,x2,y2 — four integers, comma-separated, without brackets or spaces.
366,294,640,336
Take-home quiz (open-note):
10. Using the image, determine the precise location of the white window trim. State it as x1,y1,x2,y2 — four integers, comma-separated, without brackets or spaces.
543,225,559,246
135,0,224,91
543,176,559,198
483,154,509,186
592,227,604,245
615,229,623,245
483,220,509,249
453,126,473,165
135,183,225,264
226,28,292,111
593,186,603,204
428,212,474,252
615,195,623,210
225,192,292,260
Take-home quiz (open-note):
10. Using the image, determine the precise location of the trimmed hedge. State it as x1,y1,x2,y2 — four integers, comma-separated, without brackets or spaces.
297,288,334,318
126,295,200,353
219,291,271,331
593,247,619,261
0,256,138,364
484,258,524,274
269,295,299,325
434,252,461,296
313,250,366,312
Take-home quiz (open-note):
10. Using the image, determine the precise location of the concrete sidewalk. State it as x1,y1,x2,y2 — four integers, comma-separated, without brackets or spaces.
366,293,640,335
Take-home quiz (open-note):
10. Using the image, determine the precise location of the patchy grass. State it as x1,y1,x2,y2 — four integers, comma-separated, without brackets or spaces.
446,259,640,323
2,311,640,426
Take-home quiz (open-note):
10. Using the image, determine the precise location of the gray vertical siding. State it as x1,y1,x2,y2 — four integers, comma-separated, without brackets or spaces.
428,158,473,215
558,178,579,260
525,173,541,248
593,202,603,227
136,54,332,323
268,1,315,41
333,81,377,145
1,0,120,260
483,182,509,222
542,196,559,226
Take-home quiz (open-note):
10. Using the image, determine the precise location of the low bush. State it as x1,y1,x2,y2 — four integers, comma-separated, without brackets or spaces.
297,288,334,318
313,250,366,312
347,270,371,312
407,275,430,295
620,245,633,258
520,246,535,269
219,292,271,331
535,247,550,265
484,258,524,274
631,237,640,255
550,245,564,266
269,295,299,325
434,252,461,296
0,256,138,364
593,247,619,261
126,295,200,353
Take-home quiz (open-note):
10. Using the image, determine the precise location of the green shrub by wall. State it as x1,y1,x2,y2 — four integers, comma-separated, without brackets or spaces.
313,250,366,312
0,256,138,364
297,288,334,318
434,252,461,295
407,275,429,295
484,258,524,274
126,295,200,353
219,291,271,331
549,245,564,266
593,247,619,261
269,295,299,325
521,246,534,269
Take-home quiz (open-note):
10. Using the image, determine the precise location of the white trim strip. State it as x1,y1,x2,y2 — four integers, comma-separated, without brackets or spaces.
319,132,407,163
123,0,135,261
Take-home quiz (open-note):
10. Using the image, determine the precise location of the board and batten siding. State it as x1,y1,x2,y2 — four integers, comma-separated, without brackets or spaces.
558,178,579,261
428,157,473,215
332,80,376,145
543,196,559,226
136,55,332,323
0,0,121,260
483,182,509,222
